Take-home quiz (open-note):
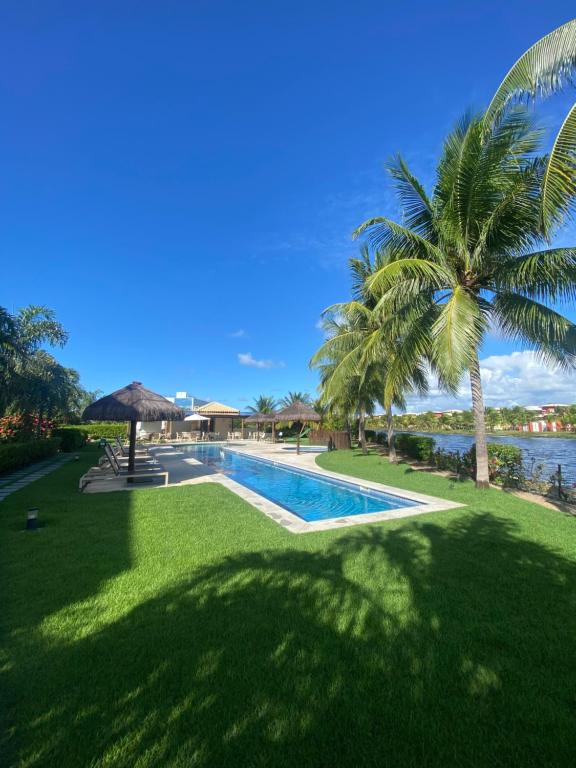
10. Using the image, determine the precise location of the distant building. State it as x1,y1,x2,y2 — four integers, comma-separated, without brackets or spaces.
138,391,239,439
165,391,209,414
541,403,570,414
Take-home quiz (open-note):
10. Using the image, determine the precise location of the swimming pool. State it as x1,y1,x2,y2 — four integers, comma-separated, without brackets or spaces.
180,444,422,522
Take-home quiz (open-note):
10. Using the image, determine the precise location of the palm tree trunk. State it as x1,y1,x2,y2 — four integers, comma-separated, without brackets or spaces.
386,405,397,463
358,408,368,455
469,351,490,489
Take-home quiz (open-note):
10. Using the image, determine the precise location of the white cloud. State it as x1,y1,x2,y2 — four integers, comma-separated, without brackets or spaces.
229,329,246,338
404,351,576,412
238,352,285,370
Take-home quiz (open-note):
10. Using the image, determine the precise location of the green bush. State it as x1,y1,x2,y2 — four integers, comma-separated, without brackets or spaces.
0,438,62,475
467,443,524,487
53,427,87,452
75,423,128,440
395,434,435,461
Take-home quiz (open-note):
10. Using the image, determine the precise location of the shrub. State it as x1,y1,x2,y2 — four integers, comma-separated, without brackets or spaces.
0,438,61,475
74,422,129,440
374,432,388,446
466,443,524,487
53,427,87,452
395,434,435,462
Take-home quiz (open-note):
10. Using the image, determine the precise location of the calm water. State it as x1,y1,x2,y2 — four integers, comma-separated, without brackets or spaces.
180,444,421,521
404,432,576,482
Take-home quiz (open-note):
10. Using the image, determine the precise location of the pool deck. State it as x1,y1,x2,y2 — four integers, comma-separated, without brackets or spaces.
83,441,463,533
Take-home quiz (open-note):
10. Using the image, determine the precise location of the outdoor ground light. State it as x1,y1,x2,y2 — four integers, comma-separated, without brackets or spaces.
26,507,39,531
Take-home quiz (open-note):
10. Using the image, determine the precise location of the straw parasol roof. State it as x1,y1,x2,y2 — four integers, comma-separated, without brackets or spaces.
244,411,277,423
274,400,320,454
274,400,320,422
82,382,185,471
83,381,184,422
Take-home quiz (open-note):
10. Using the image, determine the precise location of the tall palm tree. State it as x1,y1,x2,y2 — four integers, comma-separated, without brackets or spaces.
313,310,380,454
247,395,277,414
312,248,431,461
485,19,576,231
355,108,576,487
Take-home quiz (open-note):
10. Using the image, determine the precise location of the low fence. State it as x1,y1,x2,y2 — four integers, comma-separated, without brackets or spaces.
522,462,576,505
313,430,351,450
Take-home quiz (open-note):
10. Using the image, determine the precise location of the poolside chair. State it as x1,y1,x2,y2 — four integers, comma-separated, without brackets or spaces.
79,457,169,491
114,437,150,458
102,443,157,472
107,441,152,465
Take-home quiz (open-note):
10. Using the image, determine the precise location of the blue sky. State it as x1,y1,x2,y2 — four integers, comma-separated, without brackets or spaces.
1,1,575,411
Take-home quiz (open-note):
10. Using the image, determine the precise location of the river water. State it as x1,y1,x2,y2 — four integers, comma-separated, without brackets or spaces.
404,432,576,484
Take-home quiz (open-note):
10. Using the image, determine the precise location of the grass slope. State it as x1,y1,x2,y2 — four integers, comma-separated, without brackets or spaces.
1,446,575,767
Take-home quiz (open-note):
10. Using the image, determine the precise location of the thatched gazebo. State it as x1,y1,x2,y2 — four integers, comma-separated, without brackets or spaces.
244,411,277,441
274,400,320,454
82,382,185,471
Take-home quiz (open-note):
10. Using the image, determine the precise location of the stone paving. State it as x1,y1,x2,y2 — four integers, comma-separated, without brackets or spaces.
0,455,75,502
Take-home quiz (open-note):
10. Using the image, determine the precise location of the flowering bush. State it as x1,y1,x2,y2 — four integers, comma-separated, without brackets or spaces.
0,413,55,443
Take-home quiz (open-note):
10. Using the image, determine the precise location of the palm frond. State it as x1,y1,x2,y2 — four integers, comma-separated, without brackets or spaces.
431,286,487,384
496,247,576,302
367,258,452,298
542,102,576,230
386,155,435,239
485,19,576,124
492,291,576,367
353,217,447,264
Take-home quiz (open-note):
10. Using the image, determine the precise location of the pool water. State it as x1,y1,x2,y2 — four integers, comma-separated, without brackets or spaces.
181,444,421,522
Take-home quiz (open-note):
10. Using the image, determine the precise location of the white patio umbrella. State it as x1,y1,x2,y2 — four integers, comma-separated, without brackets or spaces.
184,412,211,435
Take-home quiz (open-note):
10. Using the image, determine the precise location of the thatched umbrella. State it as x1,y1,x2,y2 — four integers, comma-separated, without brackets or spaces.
82,382,185,471
274,400,320,454
244,411,277,441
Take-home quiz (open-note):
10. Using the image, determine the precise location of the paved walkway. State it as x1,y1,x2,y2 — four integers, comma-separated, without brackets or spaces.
0,455,75,502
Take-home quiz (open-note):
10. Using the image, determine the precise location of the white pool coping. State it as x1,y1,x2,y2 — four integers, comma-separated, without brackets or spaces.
159,441,464,534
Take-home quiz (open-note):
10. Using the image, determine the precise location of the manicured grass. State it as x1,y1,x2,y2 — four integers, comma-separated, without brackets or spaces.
2,446,576,767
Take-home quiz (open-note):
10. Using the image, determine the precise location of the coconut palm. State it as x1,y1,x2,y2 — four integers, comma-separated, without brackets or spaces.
313,311,380,454
312,247,431,461
485,18,576,231
355,108,576,487
280,391,312,407
246,395,277,414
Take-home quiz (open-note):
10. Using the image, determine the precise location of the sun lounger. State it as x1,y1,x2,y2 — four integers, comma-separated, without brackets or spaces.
80,445,169,491
79,461,169,491
104,443,153,469
114,437,150,457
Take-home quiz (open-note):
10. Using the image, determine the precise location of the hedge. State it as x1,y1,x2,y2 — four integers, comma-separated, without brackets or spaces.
52,427,87,452
0,438,62,476
394,433,436,462
72,423,129,440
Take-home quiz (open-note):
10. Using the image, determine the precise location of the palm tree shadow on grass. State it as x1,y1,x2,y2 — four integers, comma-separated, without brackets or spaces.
11,515,576,767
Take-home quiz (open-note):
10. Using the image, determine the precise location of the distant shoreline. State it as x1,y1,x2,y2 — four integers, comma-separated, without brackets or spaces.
397,429,576,440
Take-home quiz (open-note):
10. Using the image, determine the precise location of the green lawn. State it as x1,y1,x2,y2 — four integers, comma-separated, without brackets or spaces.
2,446,576,767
